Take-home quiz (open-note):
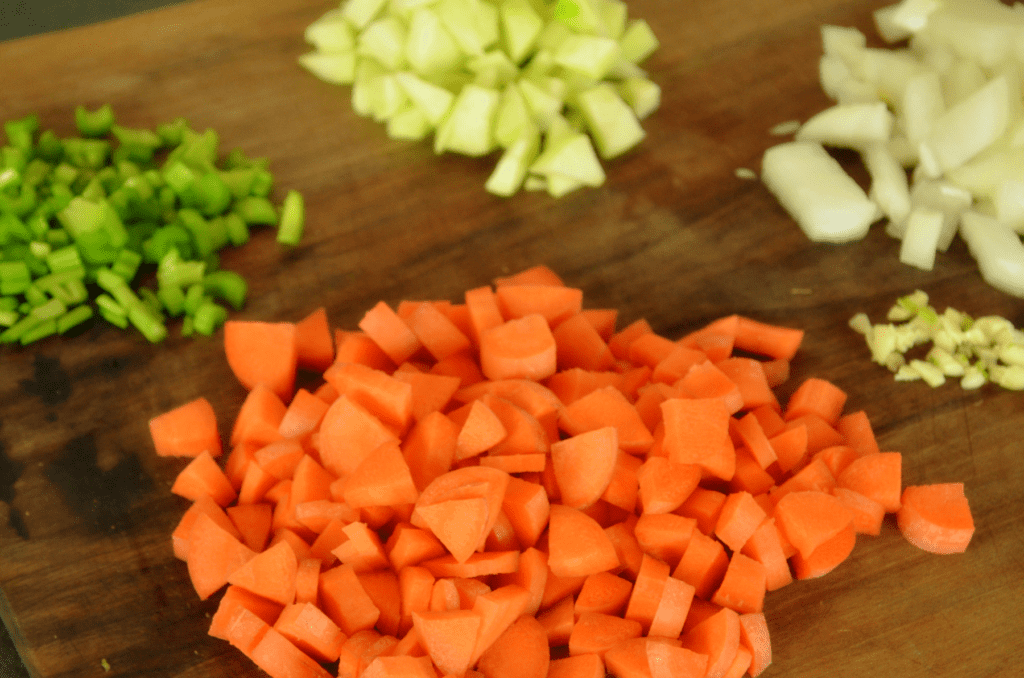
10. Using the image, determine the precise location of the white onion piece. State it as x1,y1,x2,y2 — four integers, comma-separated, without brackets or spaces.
899,207,944,270
959,210,1024,298
795,102,894,149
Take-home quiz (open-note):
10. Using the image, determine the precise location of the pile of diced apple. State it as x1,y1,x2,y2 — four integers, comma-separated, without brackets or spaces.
299,0,660,198
761,0,1024,298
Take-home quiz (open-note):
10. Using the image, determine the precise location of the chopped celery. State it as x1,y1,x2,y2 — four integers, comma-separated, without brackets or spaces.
0,105,306,346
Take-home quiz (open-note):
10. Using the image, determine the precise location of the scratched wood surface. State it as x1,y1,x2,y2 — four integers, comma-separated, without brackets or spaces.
0,0,1022,676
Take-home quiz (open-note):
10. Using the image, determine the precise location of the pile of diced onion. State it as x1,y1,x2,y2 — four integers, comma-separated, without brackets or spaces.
760,0,1024,299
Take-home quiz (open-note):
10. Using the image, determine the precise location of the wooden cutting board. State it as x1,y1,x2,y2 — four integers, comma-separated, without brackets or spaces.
1,0,1022,676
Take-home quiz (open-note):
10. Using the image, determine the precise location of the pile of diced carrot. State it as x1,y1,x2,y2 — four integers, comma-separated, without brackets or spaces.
149,265,975,678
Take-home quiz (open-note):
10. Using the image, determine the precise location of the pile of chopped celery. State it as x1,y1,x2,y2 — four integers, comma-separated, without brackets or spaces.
849,290,1024,390
299,0,660,198
0,106,305,345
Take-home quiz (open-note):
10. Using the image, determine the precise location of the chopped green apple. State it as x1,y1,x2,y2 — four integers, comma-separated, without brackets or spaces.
553,34,620,80
485,130,540,196
434,84,500,156
357,16,409,70
405,8,465,76
574,82,645,159
500,0,544,64
298,51,357,85
395,71,456,125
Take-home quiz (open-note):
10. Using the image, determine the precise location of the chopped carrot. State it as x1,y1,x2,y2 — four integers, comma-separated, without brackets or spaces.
760,358,790,389
537,594,576,646
358,300,423,366
406,301,473,361
675,361,744,415
679,607,741,678
465,285,505,347
553,312,617,372
493,546,549,616
836,410,881,456
220,604,272,658
812,445,861,479
714,357,779,412
186,512,257,600
421,551,521,578
501,476,550,549
602,450,643,514
768,423,807,475
478,314,558,381
293,558,321,606
568,612,643,660
333,521,390,572
628,333,678,370
575,571,633,618
392,370,462,423
604,520,645,580
254,438,307,480
622,553,670,633
319,563,381,635
739,518,793,592
729,447,776,496
231,382,288,449
672,530,730,601
896,483,974,554
714,491,768,553
710,552,767,614
358,570,403,637
608,318,653,361
173,494,242,560
149,396,222,458
362,656,437,678
559,385,654,455
732,316,803,361
651,345,708,384
548,653,606,678
633,513,696,569
469,584,533,665
249,627,335,678
769,457,836,504
790,522,857,579
318,396,400,478
660,398,734,481
227,503,273,552
208,584,283,642
342,442,419,509
648,574,696,639
546,367,622,405
399,566,436,635
676,487,727,537
836,451,903,513
773,490,854,560
227,539,298,605
411,609,482,677
550,426,619,509
333,330,397,372
832,487,886,536
278,388,331,440
547,504,621,577
738,612,772,677
646,639,709,678
172,450,238,507
580,308,618,340
496,284,583,326
494,265,565,287
224,320,298,401
784,377,848,427
455,399,507,460
323,361,414,434
786,413,844,456
402,411,458,492
386,523,447,571
295,307,335,373
274,601,346,663
636,457,701,515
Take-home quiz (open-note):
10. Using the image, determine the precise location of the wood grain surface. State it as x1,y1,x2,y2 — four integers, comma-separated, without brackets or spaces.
1,1,1022,677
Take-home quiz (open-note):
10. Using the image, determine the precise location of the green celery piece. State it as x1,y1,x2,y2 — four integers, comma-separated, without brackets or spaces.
0,308,19,328
0,184,38,218
202,270,247,310
157,117,191,147
485,130,540,197
156,282,186,317
51,162,79,186
0,213,33,243
223,212,250,246
404,8,464,77
109,248,142,282
0,296,17,312
112,125,163,156
182,282,208,316
161,160,199,196
157,247,205,289
0,314,41,343
219,168,258,199
57,197,129,265
23,159,51,187
0,261,31,295
19,317,57,344
35,130,63,163
4,114,39,154
192,300,228,336
196,171,233,217
180,315,194,337
143,223,193,263
574,82,645,159
75,104,115,137
56,304,93,334
0,167,19,192
499,0,544,65
249,169,273,197
206,215,229,251
395,72,455,126
233,196,278,225
223,147,269,172
127,302,167,343
618,18,659,64
177,208,215,259
276,190,305,245
169,128,220,171
63,138,111,169
434,84,500,157
29,297,67,322
1,146,27,173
